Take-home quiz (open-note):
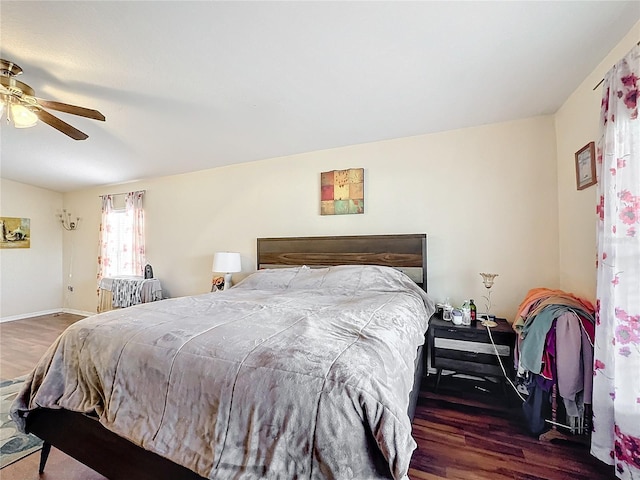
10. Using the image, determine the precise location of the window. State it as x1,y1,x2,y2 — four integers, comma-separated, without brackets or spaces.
97,191,145,282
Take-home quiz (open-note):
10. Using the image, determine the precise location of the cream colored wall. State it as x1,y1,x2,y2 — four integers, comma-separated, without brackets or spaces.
0,178,64,320
3,22,636,322
63,116,559,320
555,21,640,301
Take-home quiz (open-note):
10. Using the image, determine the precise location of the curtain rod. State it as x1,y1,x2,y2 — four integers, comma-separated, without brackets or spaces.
98,190,146,198
593,41,640,91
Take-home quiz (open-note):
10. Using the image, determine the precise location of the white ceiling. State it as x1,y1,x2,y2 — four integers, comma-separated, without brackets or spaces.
1,1,638,193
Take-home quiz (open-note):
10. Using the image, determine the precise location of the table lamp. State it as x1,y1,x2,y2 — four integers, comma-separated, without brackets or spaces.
212,252,241,290
479,272,498,327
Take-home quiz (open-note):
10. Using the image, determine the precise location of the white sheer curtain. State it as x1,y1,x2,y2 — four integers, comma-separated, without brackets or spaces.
591,44,639,479
125,190,146,276
97,194,115,285
97,191,146,286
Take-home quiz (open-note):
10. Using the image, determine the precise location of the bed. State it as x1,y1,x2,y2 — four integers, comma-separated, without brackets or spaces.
11,234,433,480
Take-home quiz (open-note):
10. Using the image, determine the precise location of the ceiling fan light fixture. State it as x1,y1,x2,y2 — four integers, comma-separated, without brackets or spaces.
10,103,38,128
1,59,105,139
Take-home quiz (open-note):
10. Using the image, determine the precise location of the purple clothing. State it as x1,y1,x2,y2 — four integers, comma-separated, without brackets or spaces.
541,320,557,381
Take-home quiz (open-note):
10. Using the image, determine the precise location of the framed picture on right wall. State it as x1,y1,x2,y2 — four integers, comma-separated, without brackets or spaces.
575,141,597,190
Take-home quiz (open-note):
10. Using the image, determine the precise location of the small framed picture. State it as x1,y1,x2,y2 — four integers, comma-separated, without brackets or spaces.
575,142,597,190
211,276,225,292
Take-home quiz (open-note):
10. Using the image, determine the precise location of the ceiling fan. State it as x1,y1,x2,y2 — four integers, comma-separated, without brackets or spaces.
0,59,105,140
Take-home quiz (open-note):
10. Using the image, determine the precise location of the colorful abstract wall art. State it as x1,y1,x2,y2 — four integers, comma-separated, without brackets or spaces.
0,217,30,249
320,168,364,215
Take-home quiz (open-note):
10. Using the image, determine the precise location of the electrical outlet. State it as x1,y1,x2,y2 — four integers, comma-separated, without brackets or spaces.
67,286,74,292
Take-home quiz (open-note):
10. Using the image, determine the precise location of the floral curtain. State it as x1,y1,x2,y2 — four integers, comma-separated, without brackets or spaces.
96,194,115,285
125,190,146,276
591,44,639,479
96,191,146,286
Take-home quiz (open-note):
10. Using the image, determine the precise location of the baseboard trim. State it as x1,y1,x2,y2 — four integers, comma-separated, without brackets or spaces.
62,308,95,317
0,309,62,323
0,308,93,323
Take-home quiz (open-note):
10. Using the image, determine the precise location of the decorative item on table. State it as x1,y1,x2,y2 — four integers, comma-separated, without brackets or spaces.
479,272,499,327
441,297,453,321
211,276,225,292
212,252,241,291
451,308,463,325
144,263,154,279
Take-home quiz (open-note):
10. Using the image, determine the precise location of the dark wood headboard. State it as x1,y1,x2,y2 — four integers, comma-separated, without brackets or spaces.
257,234,427,291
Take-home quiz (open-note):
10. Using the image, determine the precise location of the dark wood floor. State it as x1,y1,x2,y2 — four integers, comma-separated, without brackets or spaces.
0,314,615,480
410,378,615,480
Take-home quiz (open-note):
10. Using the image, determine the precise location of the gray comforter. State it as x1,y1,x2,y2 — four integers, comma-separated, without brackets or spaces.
12,265,434,479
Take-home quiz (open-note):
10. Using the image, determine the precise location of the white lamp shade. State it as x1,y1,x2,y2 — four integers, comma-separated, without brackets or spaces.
11,103,38,128
212,252,241,273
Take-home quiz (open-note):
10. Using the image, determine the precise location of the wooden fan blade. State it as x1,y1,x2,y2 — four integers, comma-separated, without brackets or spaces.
36,99,105,121
35,108,89,140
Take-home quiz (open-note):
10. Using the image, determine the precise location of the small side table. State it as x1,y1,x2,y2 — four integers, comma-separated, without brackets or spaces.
98,276,163,312
428,315,516,395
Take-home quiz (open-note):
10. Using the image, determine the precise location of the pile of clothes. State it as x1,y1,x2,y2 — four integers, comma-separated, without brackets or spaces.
513,288,595,436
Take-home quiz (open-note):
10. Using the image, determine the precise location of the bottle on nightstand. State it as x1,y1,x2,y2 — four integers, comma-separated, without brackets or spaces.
470,299,477,326
461,301,471,326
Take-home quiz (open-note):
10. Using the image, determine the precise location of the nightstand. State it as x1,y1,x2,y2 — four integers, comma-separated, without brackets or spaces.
427,315,516,396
